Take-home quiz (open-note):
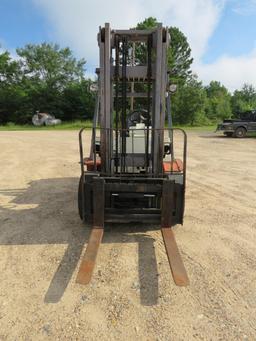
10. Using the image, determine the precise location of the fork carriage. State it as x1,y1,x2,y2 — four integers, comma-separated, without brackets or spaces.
76,23,189,286
78,127,187,225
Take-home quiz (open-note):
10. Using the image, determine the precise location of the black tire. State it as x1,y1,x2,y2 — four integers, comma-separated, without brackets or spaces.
234,127,246,138
224,132,233,137
78,175,84,220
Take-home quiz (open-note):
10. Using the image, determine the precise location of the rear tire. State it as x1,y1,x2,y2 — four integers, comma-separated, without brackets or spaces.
234,127,246,138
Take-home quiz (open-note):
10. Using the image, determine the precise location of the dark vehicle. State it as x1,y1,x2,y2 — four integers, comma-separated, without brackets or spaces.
216,110,256,137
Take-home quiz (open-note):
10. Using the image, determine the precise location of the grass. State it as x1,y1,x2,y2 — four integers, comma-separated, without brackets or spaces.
0,121,217,131
1,122,255,137
0,120,93,131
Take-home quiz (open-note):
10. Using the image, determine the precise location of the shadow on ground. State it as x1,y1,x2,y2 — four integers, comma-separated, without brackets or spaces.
0,177,159,306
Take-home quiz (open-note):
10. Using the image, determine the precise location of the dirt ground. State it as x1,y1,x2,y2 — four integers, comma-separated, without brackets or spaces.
0,130,256,341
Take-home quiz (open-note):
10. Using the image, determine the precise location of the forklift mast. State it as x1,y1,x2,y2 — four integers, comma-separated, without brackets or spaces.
98,23,168,176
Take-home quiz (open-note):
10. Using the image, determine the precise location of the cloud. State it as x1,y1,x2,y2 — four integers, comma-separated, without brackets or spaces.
195,48,256,92
32,0,224,70
31,0,256,91
159,0,225,60
32,0,142,68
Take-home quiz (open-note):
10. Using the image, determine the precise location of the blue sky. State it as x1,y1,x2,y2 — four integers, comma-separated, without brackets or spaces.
203,1,256,63
1,0,256,91
0,0,47,48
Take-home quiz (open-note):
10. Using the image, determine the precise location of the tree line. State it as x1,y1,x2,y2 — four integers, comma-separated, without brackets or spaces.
1,17,256,126
0,44,95,124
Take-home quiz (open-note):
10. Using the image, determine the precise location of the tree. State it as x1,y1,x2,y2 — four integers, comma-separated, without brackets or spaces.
15,43,88,121
136,17,193,83
205,81,232,121
168,27,193,83
231,84,256,114
0,50,21,83
0,44,95,124
62,79,95,121
17,43,86,88
172,75,207,125
0,50,26,124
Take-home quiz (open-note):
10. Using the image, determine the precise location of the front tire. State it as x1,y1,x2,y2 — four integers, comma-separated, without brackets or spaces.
234,127,246,138
78,176,84,220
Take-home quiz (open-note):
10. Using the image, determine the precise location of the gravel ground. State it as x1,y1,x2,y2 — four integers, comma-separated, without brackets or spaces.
0,130,255,341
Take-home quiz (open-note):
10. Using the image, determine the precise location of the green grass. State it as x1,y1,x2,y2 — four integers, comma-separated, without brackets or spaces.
0,121,218,131
0,120,93,131
248,132,256,137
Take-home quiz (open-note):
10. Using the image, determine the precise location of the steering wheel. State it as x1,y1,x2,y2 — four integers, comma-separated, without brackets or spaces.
127,109,151,128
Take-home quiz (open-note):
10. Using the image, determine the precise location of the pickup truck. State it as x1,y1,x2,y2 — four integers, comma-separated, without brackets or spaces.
216,110,256,137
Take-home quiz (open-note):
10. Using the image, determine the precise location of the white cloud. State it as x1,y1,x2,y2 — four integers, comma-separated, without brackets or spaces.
32,0,224,71
32,0,142,69
195,49,256,92
159,0,225,60
32,0,256,91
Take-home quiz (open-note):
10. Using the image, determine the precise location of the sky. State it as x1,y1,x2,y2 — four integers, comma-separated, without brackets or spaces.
0,0,256,91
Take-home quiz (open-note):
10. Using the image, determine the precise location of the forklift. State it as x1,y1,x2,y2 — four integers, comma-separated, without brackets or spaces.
77,23,189,286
